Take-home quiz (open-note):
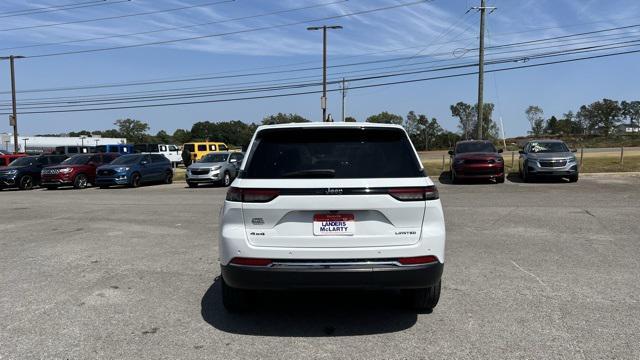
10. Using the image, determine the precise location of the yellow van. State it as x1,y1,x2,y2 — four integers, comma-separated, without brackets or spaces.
183,142,229,161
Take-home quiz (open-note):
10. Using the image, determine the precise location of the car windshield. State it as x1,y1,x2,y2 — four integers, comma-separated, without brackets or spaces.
62,155,91,165
243,127,423,179
200,153,228,163
110,155,141,165
8,157,35,167
456,142,496,153
529,142,569,153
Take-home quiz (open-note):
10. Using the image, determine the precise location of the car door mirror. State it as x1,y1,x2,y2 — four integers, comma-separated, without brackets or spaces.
498,149,503,153
447,150,454,156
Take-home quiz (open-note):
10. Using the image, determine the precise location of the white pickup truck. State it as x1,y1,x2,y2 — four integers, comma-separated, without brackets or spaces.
134,144,182,167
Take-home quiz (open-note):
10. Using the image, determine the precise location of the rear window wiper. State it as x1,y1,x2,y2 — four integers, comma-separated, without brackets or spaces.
281,169,336,178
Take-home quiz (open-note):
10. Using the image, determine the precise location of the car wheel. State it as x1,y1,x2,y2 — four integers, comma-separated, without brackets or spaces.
164,171,173,184
450,169,458,184
130,173,141,188
18,175,34,190
73,174,88,189
222,171,231,187
496,174,505,183
402,280,441,311
45,185,58,190
221,278,251,312
187,181,198,188
569,174,579,183
522,162,530,182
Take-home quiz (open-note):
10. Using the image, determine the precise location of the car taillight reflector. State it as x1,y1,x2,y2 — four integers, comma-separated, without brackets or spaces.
230,257,273,266
389,186,439,201
226,187,279,203
398,255,439,265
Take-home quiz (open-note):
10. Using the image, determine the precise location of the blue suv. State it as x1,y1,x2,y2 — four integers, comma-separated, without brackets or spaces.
95,154,173,188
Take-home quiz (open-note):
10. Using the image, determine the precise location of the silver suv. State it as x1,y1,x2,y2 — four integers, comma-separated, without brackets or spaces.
186,152,244,187
518,140,579,182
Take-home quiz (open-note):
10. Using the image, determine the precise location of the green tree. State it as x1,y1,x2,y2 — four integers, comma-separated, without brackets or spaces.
344,116,357,122
545,116,559,135
155,130,171,143
525,106,545,136
262,113,310,125
450,102,474,139
190,120,257,147
114,118,150,143
576,99,622,136
172,129,192,144
404,111,443,150
366,111,403,124
621,100,640,127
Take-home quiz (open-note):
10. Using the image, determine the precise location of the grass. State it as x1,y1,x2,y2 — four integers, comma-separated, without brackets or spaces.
423,154,640,177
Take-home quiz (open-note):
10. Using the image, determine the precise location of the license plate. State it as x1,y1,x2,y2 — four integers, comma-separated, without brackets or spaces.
313,214,355,236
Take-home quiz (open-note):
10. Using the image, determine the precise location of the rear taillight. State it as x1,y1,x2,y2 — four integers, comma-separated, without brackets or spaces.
398,255,439,265
388,186,439,201
230,257,273,266
226,187,280,203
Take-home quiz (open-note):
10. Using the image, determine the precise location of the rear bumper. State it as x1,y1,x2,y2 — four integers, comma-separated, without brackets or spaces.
221,261,443,290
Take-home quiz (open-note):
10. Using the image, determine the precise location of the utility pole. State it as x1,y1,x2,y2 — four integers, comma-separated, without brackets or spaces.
472,1,495,140
307,25,342,122
341,78,347,122
1,55,25,153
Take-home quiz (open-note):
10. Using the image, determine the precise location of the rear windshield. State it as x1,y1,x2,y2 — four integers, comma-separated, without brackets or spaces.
456,142,496,153
242,127,423,179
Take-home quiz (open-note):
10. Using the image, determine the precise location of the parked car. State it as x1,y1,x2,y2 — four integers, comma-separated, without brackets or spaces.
134,143,182,167
518,140,579,182
95,154,173,188
0,153,26,167
0,154,68,190
218,123,445,312
95,144,133,155
182,142,229,162
186,152,243,188
41,153,121,190
448,140,504,183
54,145,94,155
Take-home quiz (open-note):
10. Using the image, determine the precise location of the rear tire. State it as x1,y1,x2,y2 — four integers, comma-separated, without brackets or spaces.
403,280,441,311
163,171,173,184
18,175,34,190
73,174,88,189
221,171,231,187
129,173,141,188
221,278,251,312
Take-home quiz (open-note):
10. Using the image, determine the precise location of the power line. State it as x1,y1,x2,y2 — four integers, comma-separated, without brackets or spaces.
0,0,348,52
0,1,123,19
24,0,430,58
4,42,639,112
3,47,639,116
0,0,236,32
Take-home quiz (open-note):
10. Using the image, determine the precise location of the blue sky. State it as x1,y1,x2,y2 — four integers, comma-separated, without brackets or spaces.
0,0,638,138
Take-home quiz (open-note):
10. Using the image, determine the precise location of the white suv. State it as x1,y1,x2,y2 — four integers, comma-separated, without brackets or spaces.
218,122,446,311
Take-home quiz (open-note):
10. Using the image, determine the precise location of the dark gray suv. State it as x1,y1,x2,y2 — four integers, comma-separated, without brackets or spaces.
518,140,579,182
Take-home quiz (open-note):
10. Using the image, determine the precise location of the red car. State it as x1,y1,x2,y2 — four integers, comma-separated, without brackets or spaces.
448,140,504,184
41,153,120,189
0,153,26,166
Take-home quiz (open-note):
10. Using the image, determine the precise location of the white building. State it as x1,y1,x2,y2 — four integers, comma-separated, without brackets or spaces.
0,133,127,153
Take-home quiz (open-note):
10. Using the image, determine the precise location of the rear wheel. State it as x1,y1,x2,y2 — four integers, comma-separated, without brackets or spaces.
18,175,34,190
73,174,88,189
221,171,231,187
163,171,173,184
403,280,441,311
129,173,141,188
221,278,251,312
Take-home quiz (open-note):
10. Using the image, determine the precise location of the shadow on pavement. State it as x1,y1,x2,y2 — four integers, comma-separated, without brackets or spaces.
201,278,419,337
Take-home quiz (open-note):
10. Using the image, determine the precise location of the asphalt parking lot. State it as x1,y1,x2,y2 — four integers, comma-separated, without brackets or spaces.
1,175,639,359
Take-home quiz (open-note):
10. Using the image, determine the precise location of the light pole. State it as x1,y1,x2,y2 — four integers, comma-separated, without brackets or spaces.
307,25,342,122
1,55,25,153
